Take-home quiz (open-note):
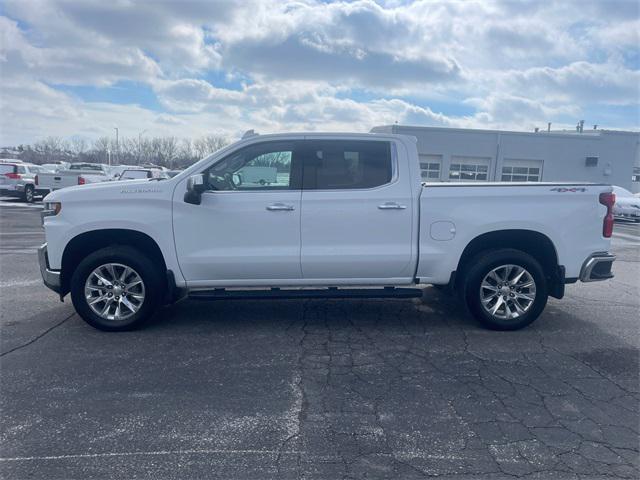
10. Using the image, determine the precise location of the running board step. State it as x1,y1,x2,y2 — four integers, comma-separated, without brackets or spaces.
188,287,423,301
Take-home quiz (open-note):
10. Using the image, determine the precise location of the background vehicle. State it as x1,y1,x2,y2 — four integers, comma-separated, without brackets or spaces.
0,162,50,202
119,168,169,180
40,132,616,332
237,165,278,186
40,162,70,172
35,163,111,193
107,165,138,180
612,186,640,222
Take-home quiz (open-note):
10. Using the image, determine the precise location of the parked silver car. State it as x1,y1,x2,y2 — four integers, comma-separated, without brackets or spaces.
0,162,51,202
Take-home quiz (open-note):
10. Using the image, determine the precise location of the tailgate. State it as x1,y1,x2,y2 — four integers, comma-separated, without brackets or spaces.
39,173,76,190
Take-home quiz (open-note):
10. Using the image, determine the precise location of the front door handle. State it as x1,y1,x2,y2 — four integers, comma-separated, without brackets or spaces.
378,202,407,210
266,203,295,211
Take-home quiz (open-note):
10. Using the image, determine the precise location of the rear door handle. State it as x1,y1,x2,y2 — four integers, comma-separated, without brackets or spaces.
378,202,407,210
266,203,295,211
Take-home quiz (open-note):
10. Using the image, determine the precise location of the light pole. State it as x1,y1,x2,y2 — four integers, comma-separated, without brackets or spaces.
114,127,119,165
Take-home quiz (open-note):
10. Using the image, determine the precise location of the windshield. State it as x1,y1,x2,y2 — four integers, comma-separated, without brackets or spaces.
120,170,150,180
70,163,103,171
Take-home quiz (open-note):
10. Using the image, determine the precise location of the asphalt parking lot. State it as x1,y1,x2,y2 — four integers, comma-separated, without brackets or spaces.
0,197,638,480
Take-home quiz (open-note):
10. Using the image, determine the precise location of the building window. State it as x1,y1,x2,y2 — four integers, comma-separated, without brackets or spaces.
448,156,490,181
419,154,442,181
501,159,543,182
632,167,640,183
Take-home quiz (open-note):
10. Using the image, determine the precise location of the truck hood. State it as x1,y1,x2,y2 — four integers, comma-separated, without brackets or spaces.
43,179,167,202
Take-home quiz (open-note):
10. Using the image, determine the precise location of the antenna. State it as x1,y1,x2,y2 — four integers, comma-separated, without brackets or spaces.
242,129,259,139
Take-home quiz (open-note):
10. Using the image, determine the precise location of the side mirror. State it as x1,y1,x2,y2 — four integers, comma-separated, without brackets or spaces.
184,173,205,205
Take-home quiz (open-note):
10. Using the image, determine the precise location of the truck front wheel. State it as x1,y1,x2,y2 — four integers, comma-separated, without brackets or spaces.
70,246,163,331
462,249,548,330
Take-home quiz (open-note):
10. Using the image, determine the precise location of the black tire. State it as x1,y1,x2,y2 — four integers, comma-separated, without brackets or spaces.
462,248,548,331
23,185,34,203
70,246,164,331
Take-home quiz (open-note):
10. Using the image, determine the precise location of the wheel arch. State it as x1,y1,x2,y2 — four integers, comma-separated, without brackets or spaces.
60,229,167,297
455,229,564,298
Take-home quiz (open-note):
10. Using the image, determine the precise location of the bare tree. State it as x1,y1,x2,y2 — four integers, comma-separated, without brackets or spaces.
70,137,88,156
161,136,179,168
194,134,228,159
33,136,68,163
9,133,228,167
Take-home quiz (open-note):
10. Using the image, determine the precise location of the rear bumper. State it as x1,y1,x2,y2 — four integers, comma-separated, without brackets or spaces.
580,252,615,282
0,187,20,196
38,243,61,294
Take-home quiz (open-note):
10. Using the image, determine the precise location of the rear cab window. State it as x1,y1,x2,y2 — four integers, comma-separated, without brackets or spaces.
301,140,393,190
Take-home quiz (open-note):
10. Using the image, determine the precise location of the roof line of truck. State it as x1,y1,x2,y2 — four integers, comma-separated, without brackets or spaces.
422,182,610,187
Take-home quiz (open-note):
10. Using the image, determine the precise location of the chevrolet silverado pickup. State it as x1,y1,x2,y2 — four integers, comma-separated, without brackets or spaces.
39,132,616,331
35,163,111,193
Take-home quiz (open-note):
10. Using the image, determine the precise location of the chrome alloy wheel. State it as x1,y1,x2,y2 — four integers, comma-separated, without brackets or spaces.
84,263,145,321
479,264,536,320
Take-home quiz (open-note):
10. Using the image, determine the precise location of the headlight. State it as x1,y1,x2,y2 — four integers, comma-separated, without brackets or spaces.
43,202,62,217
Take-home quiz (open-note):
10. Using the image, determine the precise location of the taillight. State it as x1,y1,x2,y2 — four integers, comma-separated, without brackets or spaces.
35,174,39,185
599,192,615,238
78,176,86,185
4,173,21,179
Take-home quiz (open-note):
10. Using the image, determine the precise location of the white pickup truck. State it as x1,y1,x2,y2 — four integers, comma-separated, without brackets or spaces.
35,163,111,193
39,132,616,331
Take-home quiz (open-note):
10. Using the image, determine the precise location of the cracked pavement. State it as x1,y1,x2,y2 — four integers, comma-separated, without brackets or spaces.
1,201,639,479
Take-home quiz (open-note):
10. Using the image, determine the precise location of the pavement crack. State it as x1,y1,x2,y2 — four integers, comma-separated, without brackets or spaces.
0,312,74,357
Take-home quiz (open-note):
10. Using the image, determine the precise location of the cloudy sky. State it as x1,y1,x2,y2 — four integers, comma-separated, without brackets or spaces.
0,0,638,145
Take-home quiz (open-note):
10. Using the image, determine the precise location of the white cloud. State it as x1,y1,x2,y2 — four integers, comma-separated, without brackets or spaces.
0,0,638,145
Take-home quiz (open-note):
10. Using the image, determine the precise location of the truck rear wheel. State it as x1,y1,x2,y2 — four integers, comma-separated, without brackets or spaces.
70,246,163,331
462,248,548,330
23,185,34,203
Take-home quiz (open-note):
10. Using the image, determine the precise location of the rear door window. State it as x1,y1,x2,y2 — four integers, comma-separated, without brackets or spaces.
302,140,392,190
0,165,16,174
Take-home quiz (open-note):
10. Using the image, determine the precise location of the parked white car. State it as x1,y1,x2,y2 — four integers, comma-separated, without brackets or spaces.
612,186,640,222
39,132,616,332
0,162,50,202
35,163,111,193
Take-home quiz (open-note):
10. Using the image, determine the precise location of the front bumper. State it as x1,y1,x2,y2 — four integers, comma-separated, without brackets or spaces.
38,243,61,294
580,252,615,282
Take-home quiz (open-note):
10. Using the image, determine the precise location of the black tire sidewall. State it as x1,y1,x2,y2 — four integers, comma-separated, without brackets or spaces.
24,185,34,203
70,246,163,331
463,249,548,331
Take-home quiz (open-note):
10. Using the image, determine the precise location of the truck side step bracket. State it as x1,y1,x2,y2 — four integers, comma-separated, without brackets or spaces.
188,287,423,301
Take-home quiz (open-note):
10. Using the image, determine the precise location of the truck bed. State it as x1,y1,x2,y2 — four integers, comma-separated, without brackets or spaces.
416,182,612,283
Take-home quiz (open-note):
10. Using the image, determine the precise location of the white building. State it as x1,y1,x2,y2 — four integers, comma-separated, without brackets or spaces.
371,125,640,193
